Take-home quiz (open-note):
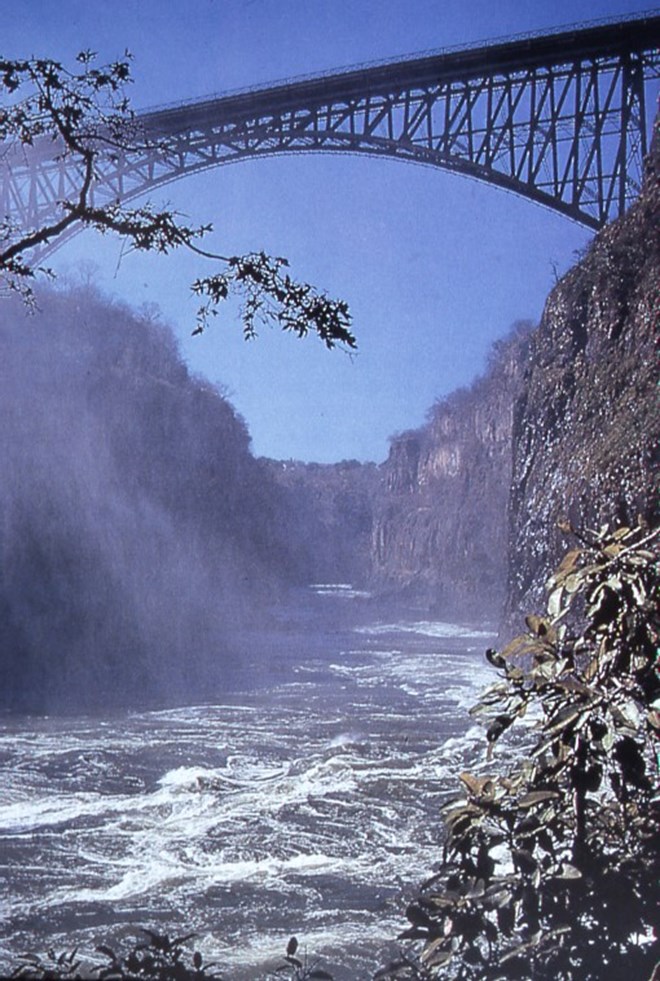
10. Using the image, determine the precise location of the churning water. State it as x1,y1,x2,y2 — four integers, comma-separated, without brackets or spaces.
0,592,496,979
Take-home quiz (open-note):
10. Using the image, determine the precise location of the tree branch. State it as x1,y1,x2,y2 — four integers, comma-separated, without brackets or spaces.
1,52,355,350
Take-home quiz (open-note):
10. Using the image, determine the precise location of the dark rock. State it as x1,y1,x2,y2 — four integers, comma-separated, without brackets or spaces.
504,120,659,626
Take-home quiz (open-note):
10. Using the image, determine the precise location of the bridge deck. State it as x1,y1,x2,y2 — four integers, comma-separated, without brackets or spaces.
141,15,660,134
3,13,659,244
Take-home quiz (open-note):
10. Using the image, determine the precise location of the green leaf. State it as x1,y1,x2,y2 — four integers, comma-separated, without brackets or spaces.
428,890,461,910
553,548,582,579
486,647,507,669
96,945,117,961
557,863,582,879
484,886,513,910
612,699,642,731
487,714,514,742
562,571,583,594
547,586,564,618
544,703,584,737
512,848,538,873
459,772,495,798
525,615,557,644
500,635,544,660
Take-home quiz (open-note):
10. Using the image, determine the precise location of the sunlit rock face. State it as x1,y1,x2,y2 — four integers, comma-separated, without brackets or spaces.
505,127,659,625
370,324,531,619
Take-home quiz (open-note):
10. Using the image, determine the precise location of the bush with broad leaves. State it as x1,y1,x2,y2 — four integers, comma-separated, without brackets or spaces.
379,521,659,979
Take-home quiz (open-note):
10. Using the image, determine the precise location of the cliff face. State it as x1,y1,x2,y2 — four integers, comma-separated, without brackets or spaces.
505,130,659,622
265,458,381,585
0,286,300,712
371,325,530,617
369,130,657,625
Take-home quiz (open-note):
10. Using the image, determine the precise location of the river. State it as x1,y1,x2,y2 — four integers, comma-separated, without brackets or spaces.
0,588,496,979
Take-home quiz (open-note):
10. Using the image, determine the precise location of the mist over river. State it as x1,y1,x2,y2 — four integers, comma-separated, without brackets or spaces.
0,590,496,979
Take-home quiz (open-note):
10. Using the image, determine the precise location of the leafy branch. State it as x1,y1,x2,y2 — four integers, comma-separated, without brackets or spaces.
191,252,355,350
380,521,659,979
0,53,356,350
11,929,222,980
10,931,336,980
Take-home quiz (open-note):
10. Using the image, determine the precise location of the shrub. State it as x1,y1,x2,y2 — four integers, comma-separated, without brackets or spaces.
11,930,223,980
380,522,659,979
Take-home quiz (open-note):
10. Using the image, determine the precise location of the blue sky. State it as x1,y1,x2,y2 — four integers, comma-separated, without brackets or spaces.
3,1,657,461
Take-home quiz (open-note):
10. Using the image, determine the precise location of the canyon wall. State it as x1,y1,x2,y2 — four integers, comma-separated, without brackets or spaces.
0,286,300,712
365,128,658,625
265,458,381,585
370,324,531,618
505,128,659,622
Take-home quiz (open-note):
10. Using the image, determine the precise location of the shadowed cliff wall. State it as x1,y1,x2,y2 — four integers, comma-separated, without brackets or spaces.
0,286,299,712
505,125,659,623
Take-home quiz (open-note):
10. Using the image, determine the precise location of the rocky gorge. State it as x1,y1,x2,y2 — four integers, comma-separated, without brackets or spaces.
1,129,656,713
280,123,659,631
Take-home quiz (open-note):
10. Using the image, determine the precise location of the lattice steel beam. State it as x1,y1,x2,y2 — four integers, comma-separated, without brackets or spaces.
2,14,659,256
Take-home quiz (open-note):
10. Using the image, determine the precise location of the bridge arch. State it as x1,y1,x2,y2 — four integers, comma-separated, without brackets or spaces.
2,13,659,255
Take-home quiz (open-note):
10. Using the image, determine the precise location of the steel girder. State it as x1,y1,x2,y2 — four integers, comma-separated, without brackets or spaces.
2,15,659,253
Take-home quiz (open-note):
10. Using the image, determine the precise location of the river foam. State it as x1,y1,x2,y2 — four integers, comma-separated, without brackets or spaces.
0,610,495,979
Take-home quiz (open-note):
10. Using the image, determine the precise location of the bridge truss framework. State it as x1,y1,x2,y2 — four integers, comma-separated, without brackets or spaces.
2,13,659,250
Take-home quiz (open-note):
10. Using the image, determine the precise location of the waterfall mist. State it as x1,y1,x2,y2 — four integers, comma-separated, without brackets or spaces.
0,285,296,713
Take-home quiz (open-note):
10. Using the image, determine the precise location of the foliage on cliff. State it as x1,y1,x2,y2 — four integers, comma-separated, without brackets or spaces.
380,523,659,979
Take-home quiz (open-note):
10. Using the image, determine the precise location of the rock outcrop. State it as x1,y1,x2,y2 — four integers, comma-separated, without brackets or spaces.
505,127,659,621
370,324,531,618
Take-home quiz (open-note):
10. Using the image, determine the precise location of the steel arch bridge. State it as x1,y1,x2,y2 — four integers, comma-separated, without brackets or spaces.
3,13,660,252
